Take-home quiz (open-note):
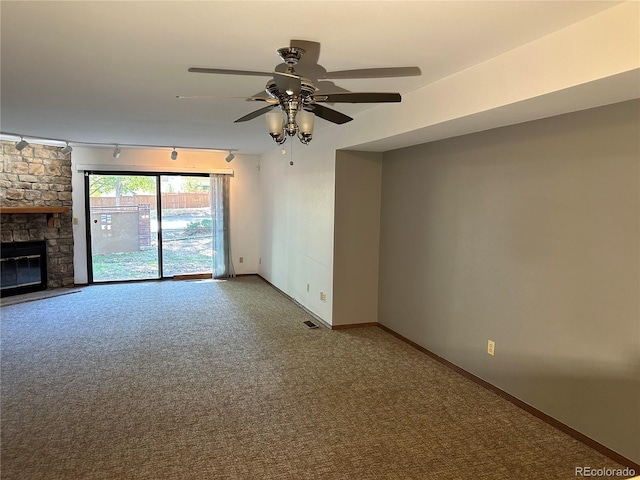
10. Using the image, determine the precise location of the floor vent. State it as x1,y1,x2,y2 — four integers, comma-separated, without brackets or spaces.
303,320,319,329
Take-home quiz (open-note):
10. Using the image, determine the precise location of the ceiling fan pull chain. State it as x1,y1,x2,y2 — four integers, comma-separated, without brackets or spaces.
290,138,294,166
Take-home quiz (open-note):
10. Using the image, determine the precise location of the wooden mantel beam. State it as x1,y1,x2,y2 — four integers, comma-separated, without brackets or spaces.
0,206,70,227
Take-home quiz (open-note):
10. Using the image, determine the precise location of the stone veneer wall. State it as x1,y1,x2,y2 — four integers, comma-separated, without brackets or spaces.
0,141,74,288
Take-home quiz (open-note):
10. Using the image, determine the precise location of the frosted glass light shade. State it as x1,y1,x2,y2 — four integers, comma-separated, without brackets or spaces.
266,110,284,134
296,111,314,134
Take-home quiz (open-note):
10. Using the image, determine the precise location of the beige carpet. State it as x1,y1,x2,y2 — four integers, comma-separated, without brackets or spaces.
0,288,81,307
0,276,632,479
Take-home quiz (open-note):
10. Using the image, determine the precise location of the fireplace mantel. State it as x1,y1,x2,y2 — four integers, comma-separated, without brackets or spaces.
0,206,70,227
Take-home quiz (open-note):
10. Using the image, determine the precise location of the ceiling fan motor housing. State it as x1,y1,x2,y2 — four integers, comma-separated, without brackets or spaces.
277,46,305,66
265,79,315,100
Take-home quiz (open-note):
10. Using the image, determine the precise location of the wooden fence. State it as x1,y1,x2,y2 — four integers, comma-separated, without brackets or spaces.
90,193,210,210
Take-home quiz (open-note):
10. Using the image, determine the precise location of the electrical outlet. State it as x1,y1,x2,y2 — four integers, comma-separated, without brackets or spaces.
320,291,326,302
306,283,310,292
239,256,244,264
487,340,495,356
259,258,261,265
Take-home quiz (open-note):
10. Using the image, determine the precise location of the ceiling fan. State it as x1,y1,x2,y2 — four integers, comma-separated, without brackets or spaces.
182,41,421,145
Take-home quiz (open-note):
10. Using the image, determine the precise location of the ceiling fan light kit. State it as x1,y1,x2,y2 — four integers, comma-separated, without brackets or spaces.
185,41,420,146
265,109,314,145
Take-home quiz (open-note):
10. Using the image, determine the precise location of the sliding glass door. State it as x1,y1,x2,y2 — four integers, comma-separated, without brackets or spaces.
160,175,213,277
87,173,214,283
88,174,159,282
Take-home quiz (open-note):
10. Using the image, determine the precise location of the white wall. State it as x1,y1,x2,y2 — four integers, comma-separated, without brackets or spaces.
257,146,384,327
258,141,336,323
71,147,260,283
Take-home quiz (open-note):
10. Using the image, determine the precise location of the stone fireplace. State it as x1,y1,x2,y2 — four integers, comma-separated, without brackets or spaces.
1,141,74,294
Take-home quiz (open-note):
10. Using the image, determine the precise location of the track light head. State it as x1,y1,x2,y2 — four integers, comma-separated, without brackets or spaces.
61,143,73,155
113,145,121,158
225,151,235,163
171,148,178,161
15,138,29,151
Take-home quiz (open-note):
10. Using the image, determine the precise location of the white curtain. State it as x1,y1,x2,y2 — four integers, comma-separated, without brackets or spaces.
210,174,235,278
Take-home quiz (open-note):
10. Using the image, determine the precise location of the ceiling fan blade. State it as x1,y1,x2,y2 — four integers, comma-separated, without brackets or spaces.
306,104,352,125
188,67,274,76
314,92,401,103
234,104,278,123
176,95,278,103
290,39,321,65
273,72,301,95
324,67,421,79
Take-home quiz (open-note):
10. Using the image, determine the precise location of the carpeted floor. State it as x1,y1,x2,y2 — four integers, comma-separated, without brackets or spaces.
0,288,81,307
0,276,632,479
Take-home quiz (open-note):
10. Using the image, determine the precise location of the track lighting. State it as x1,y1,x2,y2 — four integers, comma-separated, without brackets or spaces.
1,131,235,158
60,143,73,155
15,137,29,151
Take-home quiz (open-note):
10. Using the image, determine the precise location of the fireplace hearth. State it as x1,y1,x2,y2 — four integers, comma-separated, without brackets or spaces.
1,241,48,298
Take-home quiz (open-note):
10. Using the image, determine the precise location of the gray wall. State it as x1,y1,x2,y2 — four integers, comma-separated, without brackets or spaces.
333,151,382,326
378,100,640,463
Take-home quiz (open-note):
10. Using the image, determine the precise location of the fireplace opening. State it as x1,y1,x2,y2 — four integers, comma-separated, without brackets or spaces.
1,241,47,298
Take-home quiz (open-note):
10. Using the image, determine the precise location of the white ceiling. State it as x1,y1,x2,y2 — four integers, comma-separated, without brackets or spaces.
0,1,624,155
